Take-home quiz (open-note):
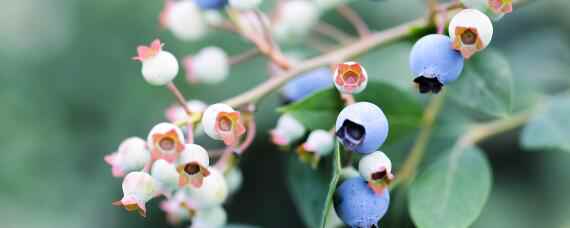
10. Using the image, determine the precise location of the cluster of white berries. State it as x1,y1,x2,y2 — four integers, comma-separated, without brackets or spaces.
107,100,246,227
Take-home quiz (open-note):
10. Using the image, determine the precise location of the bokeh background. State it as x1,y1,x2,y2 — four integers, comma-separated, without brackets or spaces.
1,0,569,227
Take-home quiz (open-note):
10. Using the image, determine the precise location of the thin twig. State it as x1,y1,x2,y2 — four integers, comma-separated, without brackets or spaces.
390,92,447,189
229,48,260,65
166,82,191,114
314,22,355,44
336,5,371,38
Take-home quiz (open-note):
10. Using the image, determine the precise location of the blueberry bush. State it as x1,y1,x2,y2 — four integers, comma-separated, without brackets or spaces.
2,0,570,228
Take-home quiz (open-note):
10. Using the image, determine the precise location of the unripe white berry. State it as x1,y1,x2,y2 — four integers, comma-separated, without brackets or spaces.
191,206,227,228
151,159,180,195
165,100,208,123
449,9,494,58
178,144,210,167
201,103,245,146
190,47,230,84
165,1,207,41
105,137,150,177
113,171,159,217
134,40,179,86
358,151,393,182
303,130,334,156
270,114,306,145
273,0,320,43
187,168,228,209
147,122,186,163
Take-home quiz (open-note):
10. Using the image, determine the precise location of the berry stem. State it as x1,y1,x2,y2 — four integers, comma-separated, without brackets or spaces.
336,4,371,38
166,82,191,114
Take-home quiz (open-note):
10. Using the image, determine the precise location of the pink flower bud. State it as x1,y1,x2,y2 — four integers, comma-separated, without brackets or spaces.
104,137,150,177
113,172,159,217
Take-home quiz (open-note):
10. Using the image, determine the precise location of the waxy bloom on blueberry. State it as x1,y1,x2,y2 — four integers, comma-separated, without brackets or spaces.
410,34,464,93
105,137,150,177
358,151,394,194
270,114,306,146
186,168,229,209
273,0,320,43
229,0,262,10
489,0,513,14
164,1,207,41
334,62,368,94
160,190,194,225
113,172,159,217
335,102,389,154
176,144,211,188
333,177,390,227
334,177,390,228
151,159,180,196
281,67,333,102
202,103,246,146
133,39,179,86
449,9,494,59
191,206,227,228
165,100,207,123
184,47,229,84
297,130,334,168
147,122,186,163
195,0,228,10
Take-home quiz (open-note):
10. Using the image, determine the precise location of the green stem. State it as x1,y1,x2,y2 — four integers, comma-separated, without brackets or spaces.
390,92,447,189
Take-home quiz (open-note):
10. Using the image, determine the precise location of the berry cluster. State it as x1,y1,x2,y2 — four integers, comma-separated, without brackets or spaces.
410,8,499,93
108,40,251,227
108,0,517,227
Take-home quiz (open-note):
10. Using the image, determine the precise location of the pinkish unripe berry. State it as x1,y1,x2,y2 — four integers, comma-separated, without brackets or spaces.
133,39,179,86
147,122,186,163
105,137,150,177
113,171,159,217
176,144,211,188
334,62,368,94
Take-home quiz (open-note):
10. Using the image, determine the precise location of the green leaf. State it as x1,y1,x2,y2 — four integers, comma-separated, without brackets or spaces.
521,95,570,152
409,146,492,228
448,49,513,118
355,81,423,144
278,89,343,130
356,42,415,90
287,142,341,228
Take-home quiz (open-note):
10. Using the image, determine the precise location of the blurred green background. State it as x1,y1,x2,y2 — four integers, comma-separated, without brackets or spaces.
1,0,569,227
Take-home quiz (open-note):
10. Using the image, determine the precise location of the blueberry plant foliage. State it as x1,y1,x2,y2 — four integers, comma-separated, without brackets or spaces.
103,0,570,228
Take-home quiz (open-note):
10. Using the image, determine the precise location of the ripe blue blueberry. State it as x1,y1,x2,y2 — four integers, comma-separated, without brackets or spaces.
281,67,333,102
409,34,464,93
335,102,388,154
334,177,390,228
195,0,229,10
